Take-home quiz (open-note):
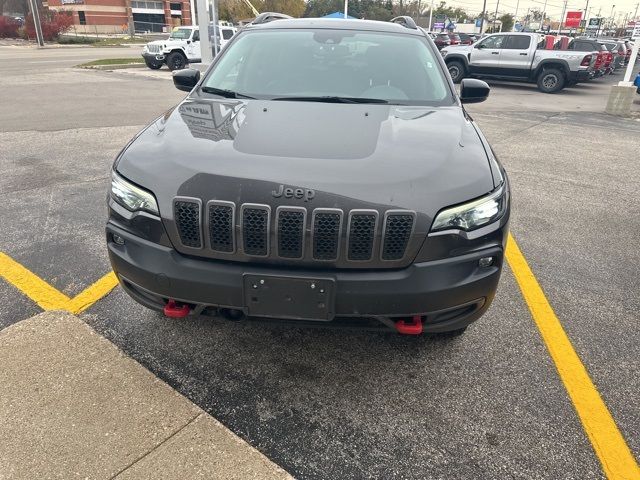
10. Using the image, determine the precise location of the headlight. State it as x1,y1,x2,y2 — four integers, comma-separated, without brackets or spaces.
431,186,507,232
110,170,159,215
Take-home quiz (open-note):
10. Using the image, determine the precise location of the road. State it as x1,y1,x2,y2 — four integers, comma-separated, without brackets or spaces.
0,45,638,479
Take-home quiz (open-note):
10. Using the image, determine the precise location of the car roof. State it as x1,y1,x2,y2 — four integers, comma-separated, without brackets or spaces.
244,18,425,35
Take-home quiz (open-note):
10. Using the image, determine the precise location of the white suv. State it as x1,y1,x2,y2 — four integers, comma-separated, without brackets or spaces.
142,26,201,71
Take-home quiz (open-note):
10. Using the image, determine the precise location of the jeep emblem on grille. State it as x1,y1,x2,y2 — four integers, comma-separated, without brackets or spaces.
272,184,315,202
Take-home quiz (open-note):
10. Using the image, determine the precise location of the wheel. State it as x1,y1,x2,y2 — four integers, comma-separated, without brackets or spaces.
144,60,162,70
447,60,466,84
166,51,187,71
537,68,565,93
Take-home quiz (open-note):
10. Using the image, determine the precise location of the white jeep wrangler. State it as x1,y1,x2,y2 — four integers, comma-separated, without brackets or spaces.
142,24,237,71
142,26,201,71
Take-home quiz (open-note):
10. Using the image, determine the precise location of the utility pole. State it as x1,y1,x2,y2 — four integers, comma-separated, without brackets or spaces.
583,0,589,34
493,0,500,32
27,0,44,47
634,3,639,20
595,6,601,36
608,4,615,34
428,0,434,31
124,0,135,35
479,0,487,33
558,0,568,34
513,0,520,30
541,0,548,31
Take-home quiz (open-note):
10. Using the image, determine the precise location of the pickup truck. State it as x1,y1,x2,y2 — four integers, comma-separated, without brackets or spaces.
440,32,593,93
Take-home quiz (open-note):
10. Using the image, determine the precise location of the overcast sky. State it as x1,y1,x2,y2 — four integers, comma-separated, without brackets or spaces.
448,0,640,22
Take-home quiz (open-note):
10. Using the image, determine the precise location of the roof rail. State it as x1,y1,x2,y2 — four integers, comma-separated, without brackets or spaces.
390,16,417,30
251,12,293,25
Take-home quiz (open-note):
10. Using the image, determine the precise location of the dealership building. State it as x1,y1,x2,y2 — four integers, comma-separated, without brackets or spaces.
46,0,193,33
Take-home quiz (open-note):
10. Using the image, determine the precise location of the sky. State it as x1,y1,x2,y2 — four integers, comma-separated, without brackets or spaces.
445,0,640,22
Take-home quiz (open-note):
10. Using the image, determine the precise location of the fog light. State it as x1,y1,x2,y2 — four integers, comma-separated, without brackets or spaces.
112,234,125,245
478,256,494,268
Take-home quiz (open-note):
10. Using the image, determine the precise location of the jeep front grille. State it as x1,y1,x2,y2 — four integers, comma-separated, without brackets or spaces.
347,211,378,261
147,44,161,53
174,199,202,248
277,208,306,259
208,201,235,253
242,205,270,256
381,212,416,261
312,210,342,261
172,198,416,266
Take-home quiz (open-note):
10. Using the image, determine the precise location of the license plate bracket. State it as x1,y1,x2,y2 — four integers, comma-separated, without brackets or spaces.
243,274,335,321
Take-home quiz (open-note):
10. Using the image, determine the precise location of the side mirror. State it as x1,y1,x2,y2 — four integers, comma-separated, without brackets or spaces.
173,68,200,92
460,78,490,104
475,43,484,49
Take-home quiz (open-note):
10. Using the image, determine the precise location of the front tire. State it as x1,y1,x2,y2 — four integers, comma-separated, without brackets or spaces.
166,51,187,71
447,60,466,83
144,60,162,70
537,68,565,93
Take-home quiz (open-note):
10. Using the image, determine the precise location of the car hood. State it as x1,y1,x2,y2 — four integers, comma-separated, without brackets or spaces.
117,96,495,221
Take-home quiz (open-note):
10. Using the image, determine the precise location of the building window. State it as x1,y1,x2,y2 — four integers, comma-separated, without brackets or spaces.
78,11,86,25
170,2,181,10
131,1,163,9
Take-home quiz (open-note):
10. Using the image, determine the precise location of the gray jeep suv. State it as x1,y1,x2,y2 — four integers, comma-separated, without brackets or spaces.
106,16,510,335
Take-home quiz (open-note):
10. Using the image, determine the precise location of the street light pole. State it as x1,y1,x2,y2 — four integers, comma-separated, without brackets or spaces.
479,0,487,33
514,0,520,30
493,0,500,32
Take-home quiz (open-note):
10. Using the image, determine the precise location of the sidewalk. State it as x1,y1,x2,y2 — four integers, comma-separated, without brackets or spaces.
0,312,292,479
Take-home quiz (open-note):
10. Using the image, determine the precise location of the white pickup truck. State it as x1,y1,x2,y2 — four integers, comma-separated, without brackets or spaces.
440,32,593,93
142,24,236,71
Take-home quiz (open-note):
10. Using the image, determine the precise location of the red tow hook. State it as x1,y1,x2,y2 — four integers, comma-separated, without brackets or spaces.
163,299,190,318
395,315,423,335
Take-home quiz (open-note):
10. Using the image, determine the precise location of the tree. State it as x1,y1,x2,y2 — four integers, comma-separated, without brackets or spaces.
499,13,513,31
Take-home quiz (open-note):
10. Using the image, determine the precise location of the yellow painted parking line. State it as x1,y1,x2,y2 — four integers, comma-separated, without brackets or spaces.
0,252,118,314
0,252,71,310
66,271,118,314
506,234,640,480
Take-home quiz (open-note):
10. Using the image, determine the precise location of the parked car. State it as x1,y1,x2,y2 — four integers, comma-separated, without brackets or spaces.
562,38,607,77
441,32,593,93
448,33,462,45
458,33,474,45
601,41,627,71
107,15,510,336
142,26,201,70
434,32,451,49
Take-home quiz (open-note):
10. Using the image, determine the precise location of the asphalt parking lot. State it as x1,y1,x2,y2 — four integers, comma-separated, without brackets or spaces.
1,45,639,479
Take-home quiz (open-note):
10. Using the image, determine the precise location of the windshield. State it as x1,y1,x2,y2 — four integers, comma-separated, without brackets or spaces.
169,28,192,40
202,29,451,105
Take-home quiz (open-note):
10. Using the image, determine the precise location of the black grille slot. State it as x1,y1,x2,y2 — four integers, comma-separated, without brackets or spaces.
242,207,269,256
277,210,305,258
209,204,234,253
382,213,414,260
313,212,341,260
348,213,377,261
174,200,201,248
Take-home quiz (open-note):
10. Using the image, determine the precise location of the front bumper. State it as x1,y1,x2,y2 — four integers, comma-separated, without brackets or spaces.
107,222,506,333
142,52,165,63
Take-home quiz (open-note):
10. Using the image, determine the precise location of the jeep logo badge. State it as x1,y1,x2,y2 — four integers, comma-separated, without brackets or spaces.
272,184,315,202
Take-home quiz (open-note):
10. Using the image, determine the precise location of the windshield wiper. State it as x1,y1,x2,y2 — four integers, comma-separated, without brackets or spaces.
271,96,390,104
200,86,255,99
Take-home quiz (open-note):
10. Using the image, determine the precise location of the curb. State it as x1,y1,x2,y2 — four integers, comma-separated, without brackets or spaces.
0,311,293,479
